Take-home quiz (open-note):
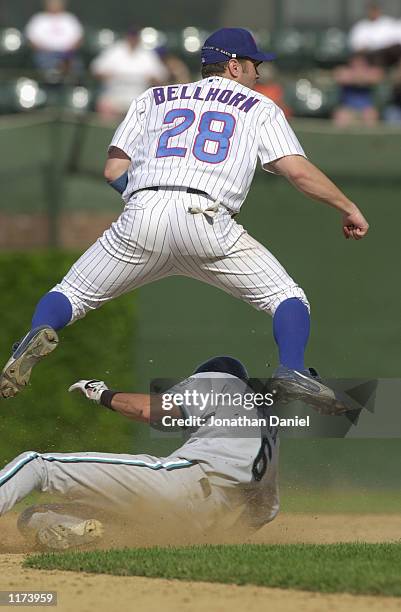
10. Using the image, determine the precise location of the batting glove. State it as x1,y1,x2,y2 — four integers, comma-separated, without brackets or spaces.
68,379,109,403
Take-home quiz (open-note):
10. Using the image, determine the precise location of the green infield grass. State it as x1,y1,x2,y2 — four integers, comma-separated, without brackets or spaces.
25,543,401,596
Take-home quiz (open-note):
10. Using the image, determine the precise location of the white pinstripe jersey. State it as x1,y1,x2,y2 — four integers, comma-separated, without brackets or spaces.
110,76,305,213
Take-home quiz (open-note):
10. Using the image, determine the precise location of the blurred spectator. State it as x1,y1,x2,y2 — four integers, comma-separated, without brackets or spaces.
349,3,401,67
25,0,83,81
91,26,168,119
333,53,384,126
254,64,292,117
383,59,401,123
155,46,191,84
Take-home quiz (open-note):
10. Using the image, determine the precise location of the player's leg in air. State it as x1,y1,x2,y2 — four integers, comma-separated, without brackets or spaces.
172,205,347,414
0,292,69,398
0,210,346,414
0,290,72,398
0,190,174,399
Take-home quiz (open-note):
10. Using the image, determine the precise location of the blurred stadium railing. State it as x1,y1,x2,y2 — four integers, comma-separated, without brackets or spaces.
0,24,396,124
0,24,387,120
0,27,391,124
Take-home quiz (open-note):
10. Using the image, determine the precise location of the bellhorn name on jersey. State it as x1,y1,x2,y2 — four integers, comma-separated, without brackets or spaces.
152,84,260,113
110,76,305,211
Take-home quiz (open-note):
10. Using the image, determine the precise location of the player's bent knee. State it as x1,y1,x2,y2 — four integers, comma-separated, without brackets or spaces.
271,289,310,316
50,283,91,324
13,450,40,462
253,287,310,316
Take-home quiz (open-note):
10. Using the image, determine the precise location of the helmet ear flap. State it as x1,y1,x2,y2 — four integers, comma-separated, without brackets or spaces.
194,356,248,381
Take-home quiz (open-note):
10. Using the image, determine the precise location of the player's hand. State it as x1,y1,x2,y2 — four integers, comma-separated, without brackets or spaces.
68,379,108,403
342,208,369,240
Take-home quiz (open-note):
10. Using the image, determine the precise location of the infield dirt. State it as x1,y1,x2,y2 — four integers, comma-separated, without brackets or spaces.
1,512,401,612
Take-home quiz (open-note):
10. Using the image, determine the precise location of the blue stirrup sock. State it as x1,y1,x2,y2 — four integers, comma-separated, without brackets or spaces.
273,298,310,371
31,291,73,331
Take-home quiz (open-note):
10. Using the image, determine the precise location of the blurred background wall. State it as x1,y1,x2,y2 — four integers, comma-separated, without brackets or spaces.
2,0,401,31
0,0,223,30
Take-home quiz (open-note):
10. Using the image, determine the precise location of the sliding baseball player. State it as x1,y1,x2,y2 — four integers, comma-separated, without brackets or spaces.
1,356,279,550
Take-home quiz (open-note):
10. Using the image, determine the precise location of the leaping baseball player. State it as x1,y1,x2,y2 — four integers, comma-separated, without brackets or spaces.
1,356,280,550
0,28,369,411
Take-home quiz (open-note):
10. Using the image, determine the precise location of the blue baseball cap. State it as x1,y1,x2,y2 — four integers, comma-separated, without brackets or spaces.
201,28,275,65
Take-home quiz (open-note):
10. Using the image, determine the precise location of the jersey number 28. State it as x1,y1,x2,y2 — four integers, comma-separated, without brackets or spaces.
156,109,236,164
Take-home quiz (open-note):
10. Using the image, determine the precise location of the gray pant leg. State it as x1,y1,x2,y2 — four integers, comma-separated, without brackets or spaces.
0,449,233,541
0,452,47,514
0,450,194,518
0,450,138,515
1,450,252,547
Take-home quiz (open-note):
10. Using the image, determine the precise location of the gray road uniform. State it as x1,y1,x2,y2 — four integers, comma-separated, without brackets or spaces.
0,373,279,537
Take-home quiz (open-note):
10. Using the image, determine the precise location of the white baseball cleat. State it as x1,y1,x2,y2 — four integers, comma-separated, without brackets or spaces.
0,325,58,399
36,519,104,551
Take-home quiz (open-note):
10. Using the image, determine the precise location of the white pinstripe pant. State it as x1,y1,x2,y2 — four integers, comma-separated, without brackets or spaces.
53,189,308,323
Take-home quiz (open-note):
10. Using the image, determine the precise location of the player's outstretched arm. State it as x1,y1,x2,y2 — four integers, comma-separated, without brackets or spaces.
266,155,369,240
107,392,183,427
68,380,181,423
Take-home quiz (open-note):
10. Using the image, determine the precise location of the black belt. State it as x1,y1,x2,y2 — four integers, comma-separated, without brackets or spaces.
131,186,209,197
